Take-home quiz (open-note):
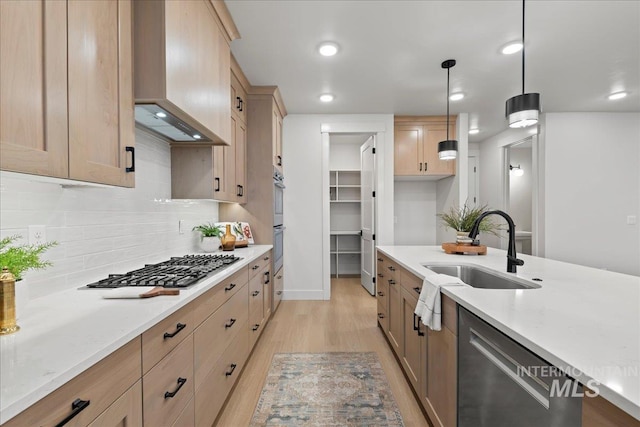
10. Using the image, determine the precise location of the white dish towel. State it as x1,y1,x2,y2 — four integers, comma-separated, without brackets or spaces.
414,274,466,331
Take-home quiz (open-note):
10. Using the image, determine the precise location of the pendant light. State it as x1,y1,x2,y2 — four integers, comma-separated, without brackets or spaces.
438,59,458,160
506,0,541,128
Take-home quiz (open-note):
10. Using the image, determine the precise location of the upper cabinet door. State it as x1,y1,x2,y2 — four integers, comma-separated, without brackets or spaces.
272,107,283,174
67,0,135,187
164,0,231,144
0,0,68,178
423,123,456,176
235,119,247,204
394,125,423,175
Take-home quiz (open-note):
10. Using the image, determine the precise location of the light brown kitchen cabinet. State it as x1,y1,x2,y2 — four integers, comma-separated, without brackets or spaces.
134,0,232,145
273,108,284,174
233,115,248,203
386,259,403,357
88,381,142,427
0,0,135,187
401,287,422,392
394,116,456,178
583,393,640,427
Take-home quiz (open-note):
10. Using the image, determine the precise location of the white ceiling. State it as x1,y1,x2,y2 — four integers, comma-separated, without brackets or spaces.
225,0,640,142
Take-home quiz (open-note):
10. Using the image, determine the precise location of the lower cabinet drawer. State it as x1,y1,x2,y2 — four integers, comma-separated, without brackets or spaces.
143,335,194,427
171,397,194,427
193,267,248,326
88,380,142,427
3,338,141,427
142,303,195,374
273,266,284,312
194,283,248,390
195,323,249,427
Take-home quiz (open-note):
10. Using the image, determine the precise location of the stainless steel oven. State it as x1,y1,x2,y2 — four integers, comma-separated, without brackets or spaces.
273,225,284,272
274,170,284,226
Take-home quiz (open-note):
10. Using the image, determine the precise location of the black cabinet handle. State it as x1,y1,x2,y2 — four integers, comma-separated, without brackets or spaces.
377,291,384,297
419,162,422,171
239,98,244,112
263,256,270,261
378,313,385,319
214,177,220,192
388,279,396,285
163,323,186,339
425,162,428,172
277,155,282,166
252,290,260,297
276,290,283,295
377,257,384,262
413,286,421,294
252,324,259,331
413,313,425,336
125,146,135,172
164,378,187,399
237,185,244,197
252,265,260,270
388,266,396,271
225,318,237,328
224,283,236,292
413,313,419,331
225,363,237,376
377,273,384,278
264,271,270,284
236,96,241,110
54,398,90,427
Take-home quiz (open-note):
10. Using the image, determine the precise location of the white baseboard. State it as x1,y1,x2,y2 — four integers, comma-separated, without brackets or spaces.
282,289,326,300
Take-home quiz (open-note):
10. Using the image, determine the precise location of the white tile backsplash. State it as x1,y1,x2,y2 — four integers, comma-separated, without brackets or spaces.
0,129,219,299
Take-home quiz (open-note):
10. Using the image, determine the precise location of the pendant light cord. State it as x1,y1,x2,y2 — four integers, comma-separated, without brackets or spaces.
446,66,450,141
522,0,526,94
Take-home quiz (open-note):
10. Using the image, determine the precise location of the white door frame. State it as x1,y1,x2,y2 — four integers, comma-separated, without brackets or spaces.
321,122,387,300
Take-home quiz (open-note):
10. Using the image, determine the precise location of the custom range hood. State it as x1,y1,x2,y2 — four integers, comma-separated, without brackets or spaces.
133,0,234,146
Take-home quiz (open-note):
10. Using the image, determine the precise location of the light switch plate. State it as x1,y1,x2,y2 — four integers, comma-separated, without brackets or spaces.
627,215,637,225
28,225,46,246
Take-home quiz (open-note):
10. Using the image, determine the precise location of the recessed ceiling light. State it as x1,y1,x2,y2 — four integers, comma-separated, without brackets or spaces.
193,134,201,139
468,128,480,135
155,112,167,118
449,92,465,101
320,94,335,102
608,91,628,100
501,41,523,55
318,42,339,57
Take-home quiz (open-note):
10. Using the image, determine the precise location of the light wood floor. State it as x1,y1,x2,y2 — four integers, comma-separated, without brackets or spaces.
215,278,430,427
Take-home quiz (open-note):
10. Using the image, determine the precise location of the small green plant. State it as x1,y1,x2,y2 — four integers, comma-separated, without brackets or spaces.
0,235,58,280
192,223,223,239
438,204,501,236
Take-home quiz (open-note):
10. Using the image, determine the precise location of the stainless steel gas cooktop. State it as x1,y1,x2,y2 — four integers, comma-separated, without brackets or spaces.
85,254,241,288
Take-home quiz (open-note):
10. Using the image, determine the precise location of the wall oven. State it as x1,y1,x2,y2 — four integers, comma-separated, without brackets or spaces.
274,170,284,226
273,225,284,273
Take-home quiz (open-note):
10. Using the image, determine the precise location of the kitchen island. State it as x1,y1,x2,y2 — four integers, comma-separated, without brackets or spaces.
0,245,272,425
377,245,640,423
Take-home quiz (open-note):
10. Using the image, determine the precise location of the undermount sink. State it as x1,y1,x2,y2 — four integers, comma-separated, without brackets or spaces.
422,264,541,290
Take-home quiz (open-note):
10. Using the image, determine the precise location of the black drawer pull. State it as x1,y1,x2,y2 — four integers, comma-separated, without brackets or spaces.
413,313,419,331
377,291,384,297
413,313,425,336
54,398,90,427
224,283,236,292
276,290,283,295
236,96,241,110
225,363,237,376
252,324,260,331
378,313,385,319
413,286,421,294
225,318,237,328
388,266,396,271
214,177,220,192
252,265,260,270
377,257,383,262
388,279,396,285
164,377,187,399
252,290,260,297
277,155,282,166
163,323,186,339
264,271,270,284
125,146,135,173
263,256,270,261
377,273,384,278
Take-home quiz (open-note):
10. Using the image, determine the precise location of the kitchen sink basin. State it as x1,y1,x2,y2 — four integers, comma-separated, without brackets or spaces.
422,264,540,289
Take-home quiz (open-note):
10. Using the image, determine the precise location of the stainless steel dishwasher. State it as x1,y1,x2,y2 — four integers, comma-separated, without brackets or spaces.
458,307,582,427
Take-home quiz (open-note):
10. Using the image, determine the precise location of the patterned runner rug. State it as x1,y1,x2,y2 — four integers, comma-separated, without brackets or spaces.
250,352,405,426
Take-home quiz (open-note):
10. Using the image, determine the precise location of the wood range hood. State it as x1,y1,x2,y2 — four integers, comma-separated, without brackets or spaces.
133,0,238,146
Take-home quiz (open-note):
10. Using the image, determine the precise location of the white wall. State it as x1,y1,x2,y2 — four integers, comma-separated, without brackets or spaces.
0,129,219,299
329,139,362,170
394,181,437,245
283,114,394,300
509,146,533,231
544,113,640,275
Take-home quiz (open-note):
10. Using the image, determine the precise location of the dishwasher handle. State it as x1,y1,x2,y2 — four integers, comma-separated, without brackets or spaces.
469,327,550,409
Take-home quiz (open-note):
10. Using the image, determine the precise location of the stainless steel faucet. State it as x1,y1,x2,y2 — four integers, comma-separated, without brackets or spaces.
468,210,524,273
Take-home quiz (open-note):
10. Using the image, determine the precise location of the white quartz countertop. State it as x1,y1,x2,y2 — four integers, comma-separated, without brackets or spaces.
377,245,640,421
0,245,272,424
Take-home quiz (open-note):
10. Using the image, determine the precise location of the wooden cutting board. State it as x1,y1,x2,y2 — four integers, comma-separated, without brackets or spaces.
102,286,180,299
442,242,487,255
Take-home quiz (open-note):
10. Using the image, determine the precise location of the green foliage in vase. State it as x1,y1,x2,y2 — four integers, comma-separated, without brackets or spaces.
192,222,223,239
0,235,58,281
438,204,502,236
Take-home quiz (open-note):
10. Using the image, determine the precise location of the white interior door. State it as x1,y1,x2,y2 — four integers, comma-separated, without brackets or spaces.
360,137,375,295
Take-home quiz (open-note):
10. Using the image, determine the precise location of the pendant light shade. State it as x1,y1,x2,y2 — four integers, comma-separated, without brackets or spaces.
506,0,541,128
438,59,458,160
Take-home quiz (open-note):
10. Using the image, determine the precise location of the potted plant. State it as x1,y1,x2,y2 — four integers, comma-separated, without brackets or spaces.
0,235,57,281
192,222,223,252
438,203,501,244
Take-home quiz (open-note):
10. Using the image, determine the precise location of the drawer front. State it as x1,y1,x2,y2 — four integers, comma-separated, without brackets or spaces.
193,266,248,326
377,277,389,313
4,338,141,427
400,267,423,297
248,267,265,326
377,304,389,333
273,266,284,312
87,380,142,427
194,283,248,389
248,251,271,279
171,397,194,427
195,326,249,427
143,335,194,427
142,304,194,374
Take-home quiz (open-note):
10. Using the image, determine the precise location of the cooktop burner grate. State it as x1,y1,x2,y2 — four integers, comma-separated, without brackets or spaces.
86,254,241,288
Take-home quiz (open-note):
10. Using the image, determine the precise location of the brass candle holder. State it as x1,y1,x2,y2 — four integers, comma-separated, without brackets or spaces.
0,267,20,335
